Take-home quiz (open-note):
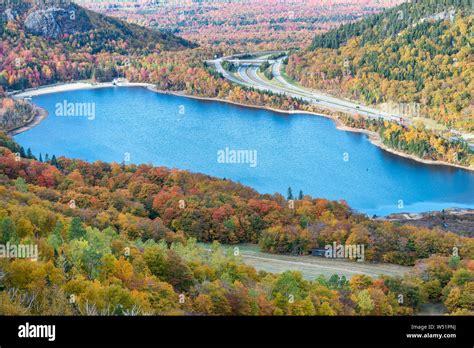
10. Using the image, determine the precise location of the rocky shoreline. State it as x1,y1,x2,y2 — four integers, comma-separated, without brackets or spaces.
6,104,49,137
378,208,474,237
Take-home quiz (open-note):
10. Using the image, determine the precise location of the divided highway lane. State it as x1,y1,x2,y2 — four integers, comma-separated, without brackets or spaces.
211,53,472,149
210,53,401,123
247,61,397,121
208,51,283,88
271,59,396,120
237,65,282,94
213,60,252,87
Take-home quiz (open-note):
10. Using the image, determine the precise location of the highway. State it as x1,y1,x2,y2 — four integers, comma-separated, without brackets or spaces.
212,58,253,88
208,52,474,154
209,53,401,122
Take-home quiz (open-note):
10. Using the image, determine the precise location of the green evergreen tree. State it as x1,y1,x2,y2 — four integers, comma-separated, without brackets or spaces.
19,146,26,158
48,221,65,251
287,187,294,200
51,155,58,167
68,217,86,241
0,217,18,244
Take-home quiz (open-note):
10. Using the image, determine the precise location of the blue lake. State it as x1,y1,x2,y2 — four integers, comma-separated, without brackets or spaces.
15,87,474,215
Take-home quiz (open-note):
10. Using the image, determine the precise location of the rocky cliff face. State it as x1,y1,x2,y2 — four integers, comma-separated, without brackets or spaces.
1,0,194,50
24,7,88,39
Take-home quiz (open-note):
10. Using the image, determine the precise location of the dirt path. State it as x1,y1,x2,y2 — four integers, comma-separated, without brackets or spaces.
206,244,411,279
241,251,410,279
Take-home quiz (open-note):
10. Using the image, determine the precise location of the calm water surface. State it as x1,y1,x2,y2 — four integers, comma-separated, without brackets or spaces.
15,87,474,215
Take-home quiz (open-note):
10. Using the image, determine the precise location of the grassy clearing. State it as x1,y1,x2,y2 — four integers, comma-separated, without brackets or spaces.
199,242,411,280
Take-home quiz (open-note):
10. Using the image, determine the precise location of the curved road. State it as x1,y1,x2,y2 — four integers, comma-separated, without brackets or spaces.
210,53,401,122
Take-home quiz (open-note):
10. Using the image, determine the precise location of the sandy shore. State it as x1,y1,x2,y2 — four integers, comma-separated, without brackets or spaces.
12,81,154,98
9,81,153,136
9,81,474,172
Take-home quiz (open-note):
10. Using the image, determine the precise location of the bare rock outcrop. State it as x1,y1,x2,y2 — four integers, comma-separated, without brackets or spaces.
24,7,83,39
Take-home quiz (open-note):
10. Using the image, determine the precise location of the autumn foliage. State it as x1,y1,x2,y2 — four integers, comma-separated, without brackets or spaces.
0,134,472,315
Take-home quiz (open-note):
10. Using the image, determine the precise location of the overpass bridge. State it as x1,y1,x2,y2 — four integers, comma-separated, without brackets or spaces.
208,51,473,149
205,50,287,66
208,51,400,122
224,59,275,64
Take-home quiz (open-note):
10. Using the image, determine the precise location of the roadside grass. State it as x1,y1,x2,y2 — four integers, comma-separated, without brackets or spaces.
410,116,448,132
256,69,286,89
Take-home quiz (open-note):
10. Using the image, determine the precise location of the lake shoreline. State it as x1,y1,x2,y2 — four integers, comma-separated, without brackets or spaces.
11,81,474,172
9,81,152,136
149,87,474,173
7,104,49,137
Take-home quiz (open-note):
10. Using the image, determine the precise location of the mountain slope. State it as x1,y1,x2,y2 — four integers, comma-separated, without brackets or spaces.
0,0,197,90
1,0,195,51
309,0,472,50
286,0,473,131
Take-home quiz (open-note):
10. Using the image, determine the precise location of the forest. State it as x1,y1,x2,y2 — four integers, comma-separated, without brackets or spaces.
0,97,36,133
2,1,472,169
340,115,473,166
309,0,471,50
76,0,402,49
0,133,473,315
0,0,472,317
287,0,473,131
